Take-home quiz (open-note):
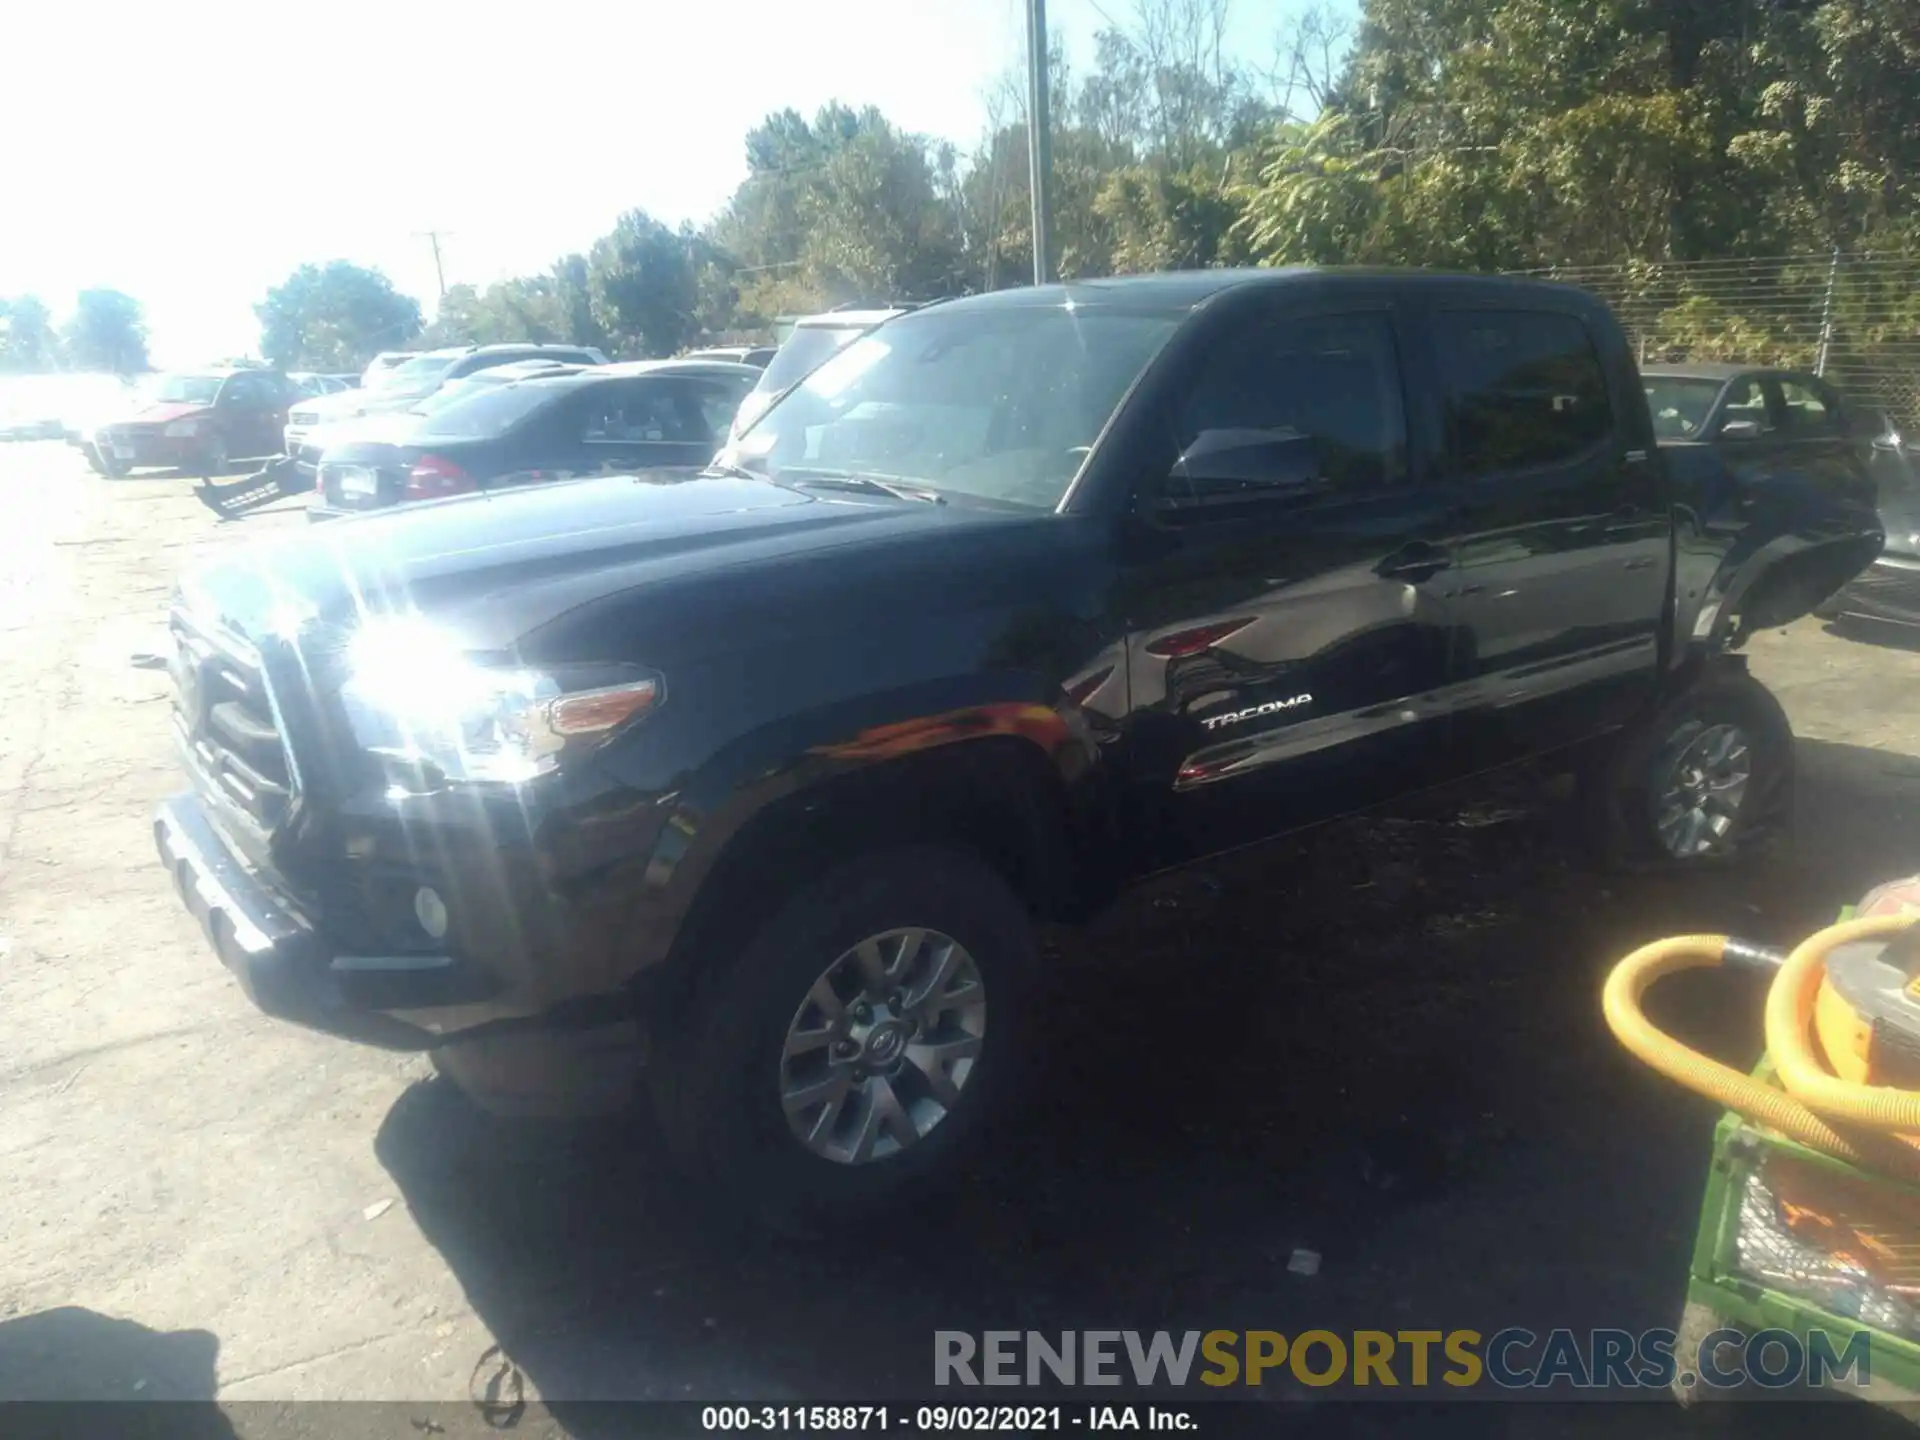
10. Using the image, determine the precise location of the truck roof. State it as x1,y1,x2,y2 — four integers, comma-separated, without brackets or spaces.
932,266,1600,314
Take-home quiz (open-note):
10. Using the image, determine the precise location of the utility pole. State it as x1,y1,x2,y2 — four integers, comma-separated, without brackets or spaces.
1025,0,1053,286
414,230,451,300
1814,245,1840,378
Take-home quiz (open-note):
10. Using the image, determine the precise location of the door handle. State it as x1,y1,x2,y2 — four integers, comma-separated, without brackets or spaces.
1376,544,1451,582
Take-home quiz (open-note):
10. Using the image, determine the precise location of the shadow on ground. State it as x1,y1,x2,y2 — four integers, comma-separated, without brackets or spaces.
374,740,1920,1434
0,1306,235,1439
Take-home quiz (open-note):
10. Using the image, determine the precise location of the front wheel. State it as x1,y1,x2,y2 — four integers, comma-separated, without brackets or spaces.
1582,666,1794,870
650,846,1035,1232
199,436,230,477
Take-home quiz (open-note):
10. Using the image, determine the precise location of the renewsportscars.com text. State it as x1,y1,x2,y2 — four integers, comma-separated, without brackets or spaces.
934,1328,1871,1391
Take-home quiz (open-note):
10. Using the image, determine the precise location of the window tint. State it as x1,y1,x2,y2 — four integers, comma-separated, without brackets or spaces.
1720,378,1772,433
1436,310,1612,473
1172,312,1407,500
684,379,750,444
414,380,563,438
1643,377,1722,439
1777,377,1837,433
221,373,273,407
581,380,705,444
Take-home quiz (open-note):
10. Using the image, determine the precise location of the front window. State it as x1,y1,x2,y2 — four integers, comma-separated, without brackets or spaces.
727,304,1182,510
1643,377,1727,439
146,373,223,406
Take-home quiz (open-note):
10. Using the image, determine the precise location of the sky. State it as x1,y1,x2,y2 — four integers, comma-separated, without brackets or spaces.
3,0,1311,367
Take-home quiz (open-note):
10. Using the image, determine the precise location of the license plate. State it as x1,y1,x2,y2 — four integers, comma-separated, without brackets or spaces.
337,467,377,497
112,442,135,460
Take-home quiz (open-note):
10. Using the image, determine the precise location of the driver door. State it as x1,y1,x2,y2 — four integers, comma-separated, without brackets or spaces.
1114,299,1466,872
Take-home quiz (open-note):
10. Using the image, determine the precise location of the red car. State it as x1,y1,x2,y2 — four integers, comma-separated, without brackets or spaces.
89,369,304,477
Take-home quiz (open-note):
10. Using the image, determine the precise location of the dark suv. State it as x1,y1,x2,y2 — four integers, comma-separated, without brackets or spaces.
154,270,1880,1227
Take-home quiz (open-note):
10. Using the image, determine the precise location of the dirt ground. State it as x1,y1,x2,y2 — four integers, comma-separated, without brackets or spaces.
4,437,1919,1436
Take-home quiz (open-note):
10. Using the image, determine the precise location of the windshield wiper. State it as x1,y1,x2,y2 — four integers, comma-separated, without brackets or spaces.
701,459,762,481
782,468,946,504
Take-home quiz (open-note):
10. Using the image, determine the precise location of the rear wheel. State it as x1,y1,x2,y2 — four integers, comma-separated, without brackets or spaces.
1583,666,1794,870
650,846,1034,1232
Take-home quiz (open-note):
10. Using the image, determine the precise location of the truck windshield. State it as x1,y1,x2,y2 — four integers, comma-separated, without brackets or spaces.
727,304,1181,510
1644,376,1727,439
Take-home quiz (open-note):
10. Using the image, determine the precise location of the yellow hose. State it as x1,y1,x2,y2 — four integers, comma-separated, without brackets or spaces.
1603,920,1920,1183
1767,912,1920,1130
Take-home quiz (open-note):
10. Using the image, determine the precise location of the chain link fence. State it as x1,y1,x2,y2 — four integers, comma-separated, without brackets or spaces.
1516,252,1920,430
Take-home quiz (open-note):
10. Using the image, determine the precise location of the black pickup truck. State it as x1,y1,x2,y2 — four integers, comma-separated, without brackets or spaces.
153,270,1881,1225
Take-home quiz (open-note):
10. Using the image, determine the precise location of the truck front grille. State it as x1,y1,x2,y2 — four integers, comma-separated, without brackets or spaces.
169,611,297,833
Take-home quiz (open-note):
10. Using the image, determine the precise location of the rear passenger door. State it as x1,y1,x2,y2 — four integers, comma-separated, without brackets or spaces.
1427,306,1669,766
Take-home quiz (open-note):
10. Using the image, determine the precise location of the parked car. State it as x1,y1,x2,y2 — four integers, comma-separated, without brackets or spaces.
91,368,305,476
359,352,416,388
728,306,913,440
682,345,776,368
309,359,758,518
154,271,1880,1227
1640,363,1912,630
278,359,591,491
0,375,73,440
285,343,609,457
288,371,354,397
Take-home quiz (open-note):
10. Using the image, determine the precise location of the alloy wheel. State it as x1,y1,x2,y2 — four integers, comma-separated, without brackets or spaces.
778,927,987,1165
1653,721,1753,858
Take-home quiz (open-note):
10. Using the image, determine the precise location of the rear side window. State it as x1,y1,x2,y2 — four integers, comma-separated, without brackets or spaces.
1436,310,1613,474
1776,377,1839,434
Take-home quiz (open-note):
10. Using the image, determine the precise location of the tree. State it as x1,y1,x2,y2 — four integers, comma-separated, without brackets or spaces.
0,295,60,372
588,210,701,357
256,262,422,370
63,290,149,373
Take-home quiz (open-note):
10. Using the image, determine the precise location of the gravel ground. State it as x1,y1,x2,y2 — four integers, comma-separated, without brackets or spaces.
3,438,1917,1436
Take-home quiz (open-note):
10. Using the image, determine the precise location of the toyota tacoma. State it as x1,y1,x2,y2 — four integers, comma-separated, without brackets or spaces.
153,270,1882,1227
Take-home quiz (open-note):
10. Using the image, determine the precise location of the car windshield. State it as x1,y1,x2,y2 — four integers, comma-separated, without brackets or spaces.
145,373,223,405
727,303,1182,510
379,355,458,395
755,324,870,397
1644,377,1727,439
412,379,563,439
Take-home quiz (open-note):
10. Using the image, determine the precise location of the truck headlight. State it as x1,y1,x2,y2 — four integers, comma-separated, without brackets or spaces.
164,420,201,437
341,615,660,786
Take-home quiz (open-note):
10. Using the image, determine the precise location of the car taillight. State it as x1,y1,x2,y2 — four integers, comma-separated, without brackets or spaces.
405,454,475,501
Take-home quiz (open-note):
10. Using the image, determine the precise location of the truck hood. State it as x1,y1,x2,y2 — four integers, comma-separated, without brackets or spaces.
113,400,210,428
177,473,1023,655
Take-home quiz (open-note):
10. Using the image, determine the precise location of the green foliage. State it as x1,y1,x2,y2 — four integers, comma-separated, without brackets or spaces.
256,263,421,370
587,210,701,358
0,295,60,372
64,290,149,374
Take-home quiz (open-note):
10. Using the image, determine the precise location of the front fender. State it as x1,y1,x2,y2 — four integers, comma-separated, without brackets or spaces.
583,671,1104,989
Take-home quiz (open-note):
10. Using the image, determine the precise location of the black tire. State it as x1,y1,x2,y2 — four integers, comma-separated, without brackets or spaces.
199,437,230,478
1582,665,1794,871
650,845,1036,1233
82,444,109,476
97,446,131,478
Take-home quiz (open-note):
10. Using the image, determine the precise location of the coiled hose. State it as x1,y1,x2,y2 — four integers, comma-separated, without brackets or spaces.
1603,913,1920,1182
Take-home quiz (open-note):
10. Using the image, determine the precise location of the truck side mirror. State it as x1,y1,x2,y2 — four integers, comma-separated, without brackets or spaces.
1153,429,1328,518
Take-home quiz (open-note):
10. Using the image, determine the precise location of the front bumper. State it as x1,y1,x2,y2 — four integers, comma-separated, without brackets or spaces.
155,792,502,1049
1828,554,1920,627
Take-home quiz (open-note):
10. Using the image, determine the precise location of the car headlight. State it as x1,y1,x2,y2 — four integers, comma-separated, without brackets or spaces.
164,420,201,437
340,615,660,786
